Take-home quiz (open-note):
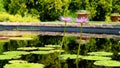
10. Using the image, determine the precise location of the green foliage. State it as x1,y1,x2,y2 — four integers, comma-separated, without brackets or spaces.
3,0,120,21
69,0,120,21
112,0,120,13
37,0,71,21
3,0,71,21
0,40,9,54
0,0,6,12
0,12,40,22
62,36,78,53
22,34,40,47
38,35,62,47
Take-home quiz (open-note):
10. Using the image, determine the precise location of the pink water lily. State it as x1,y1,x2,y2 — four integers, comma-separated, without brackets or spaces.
75,17,88,68
60,16,71,22
76,17,88,23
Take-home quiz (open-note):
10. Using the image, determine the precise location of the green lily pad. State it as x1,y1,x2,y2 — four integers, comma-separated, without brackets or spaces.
3,51,30,56
49,50,65,53
9,60,28,64
87,51,113,56
17,47,38,51
45,45,61,48
4,63,45,68
58,54,83,60
30,51,54,55
10,37,33,40
38,47,54,51
0,55,21,60
81,56,111,61
94,60,120,67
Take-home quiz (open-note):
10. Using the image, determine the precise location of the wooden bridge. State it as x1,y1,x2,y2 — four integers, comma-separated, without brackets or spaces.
0,22,120,39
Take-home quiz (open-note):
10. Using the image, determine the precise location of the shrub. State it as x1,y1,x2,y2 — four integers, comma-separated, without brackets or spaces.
0,12,40,22
3,0,120,21
0,0,6,12
3,0,71,21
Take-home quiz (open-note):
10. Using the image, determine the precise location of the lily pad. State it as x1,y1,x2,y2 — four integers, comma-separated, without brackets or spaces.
9,60,28,64
94,60,120,67
81,56,111,61
49,50,64,53
3,51,30,56
30,51,54,55
87,51,113,56
0,55,21,60
38,47,54,51
45,45,61,48
4,63,45,68
9,37,33,40
17,47,38,51
58,54,83,60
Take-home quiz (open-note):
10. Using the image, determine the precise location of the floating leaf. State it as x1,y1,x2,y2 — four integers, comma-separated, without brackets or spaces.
50,50,64,53
30,51,54,55
94,60,120,67
0,55,21,60
38,47,54,51
9,60,28,64
10,37,33,40
17,47,38,51
4,63,45,68
87,51,113,56
81,56,111,61
58,54,83,60
3,51,30,56
45,45,60,47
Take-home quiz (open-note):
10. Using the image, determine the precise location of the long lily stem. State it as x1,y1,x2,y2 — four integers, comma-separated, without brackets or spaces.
76,23,82,68
59,22,67,68
59,22,67,55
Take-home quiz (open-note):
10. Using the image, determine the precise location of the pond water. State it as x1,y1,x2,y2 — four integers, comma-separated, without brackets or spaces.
0,35,120,68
